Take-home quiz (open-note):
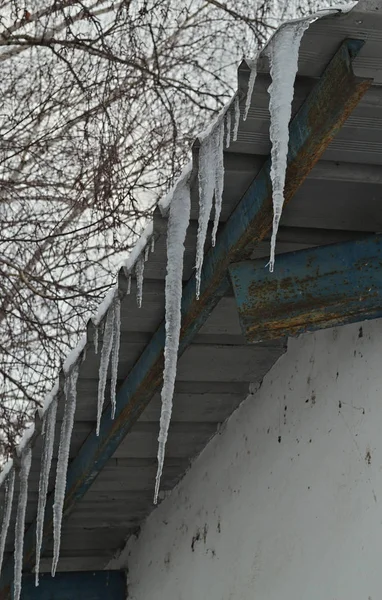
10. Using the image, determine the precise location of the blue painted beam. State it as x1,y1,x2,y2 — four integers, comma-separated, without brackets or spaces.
19,570,126,600
0,37,371,598
229,235,382,342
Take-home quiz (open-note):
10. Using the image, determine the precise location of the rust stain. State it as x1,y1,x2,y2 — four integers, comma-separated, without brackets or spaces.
243,303,380,342
286,74,371,204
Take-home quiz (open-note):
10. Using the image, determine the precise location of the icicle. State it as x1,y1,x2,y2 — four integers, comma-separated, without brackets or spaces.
52,364,79,577
35,396,58,586
195,119,226,298
243,59,258,121
225,110,231,148
14,448,32,600
195,130,217,299
93,325,99,355
110,293,121,420
233,95,240,141
135,255,145,308
150,236,155,253
0,470,15,575
144,244,150,262
212,120,225,247
96,307,114,436
268,19,310,272
127,274,132,295
154,179,191,504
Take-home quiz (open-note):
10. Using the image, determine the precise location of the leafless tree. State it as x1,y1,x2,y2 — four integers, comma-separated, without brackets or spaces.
0,0,334,459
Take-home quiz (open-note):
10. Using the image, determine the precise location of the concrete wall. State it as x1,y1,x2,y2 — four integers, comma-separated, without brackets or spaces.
109,319,382,600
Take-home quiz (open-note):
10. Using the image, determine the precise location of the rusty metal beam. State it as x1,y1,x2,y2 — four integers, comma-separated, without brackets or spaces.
229,234,382,342
0,38,371,598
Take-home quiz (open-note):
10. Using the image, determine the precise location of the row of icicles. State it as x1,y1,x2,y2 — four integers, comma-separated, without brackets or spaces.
0,18,310,598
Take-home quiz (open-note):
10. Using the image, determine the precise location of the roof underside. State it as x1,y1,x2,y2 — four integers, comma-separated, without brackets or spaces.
2,2,382,572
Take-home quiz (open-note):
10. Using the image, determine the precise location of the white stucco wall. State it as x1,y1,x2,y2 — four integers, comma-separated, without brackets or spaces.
109,319,382,600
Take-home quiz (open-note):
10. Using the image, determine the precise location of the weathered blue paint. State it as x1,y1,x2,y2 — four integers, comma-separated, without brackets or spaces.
0,37,371,598
19,570,126,600
229,234,382,342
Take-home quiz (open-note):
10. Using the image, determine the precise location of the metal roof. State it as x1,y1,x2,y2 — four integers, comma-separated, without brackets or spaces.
1,0,382,579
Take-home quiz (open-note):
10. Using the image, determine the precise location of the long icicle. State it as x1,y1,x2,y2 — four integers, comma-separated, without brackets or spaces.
110,292,121,420
268,19,311,271
233,95,240,141
97,307,114,436
154,179,191,504
93,325,99,355
195,118,226,297
195,129,216,299
0,470,15,575
135,255,145,308
212,119,225,246
243,58,258,121
14,447,32,600
52,364,79,577
35,396,58,586
225,109,231,148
